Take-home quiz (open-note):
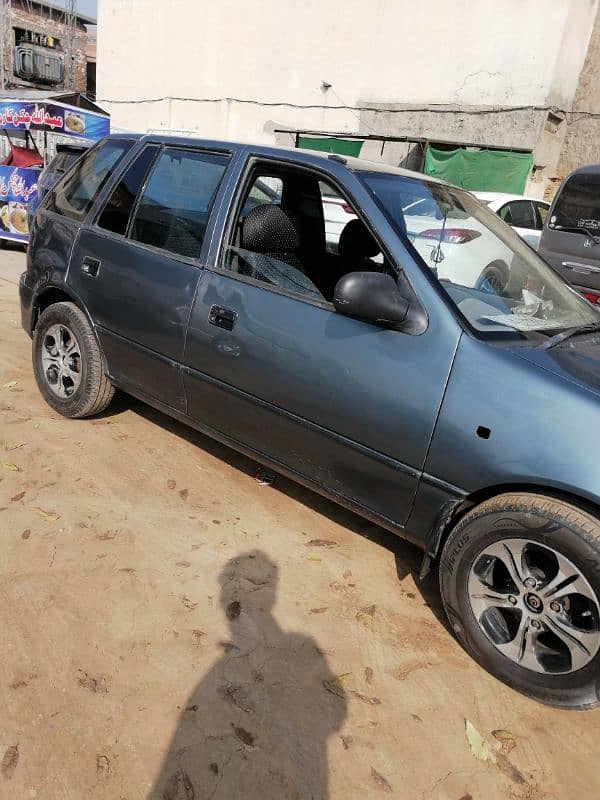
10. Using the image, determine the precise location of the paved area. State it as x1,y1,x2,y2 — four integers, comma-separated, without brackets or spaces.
1,249,600,799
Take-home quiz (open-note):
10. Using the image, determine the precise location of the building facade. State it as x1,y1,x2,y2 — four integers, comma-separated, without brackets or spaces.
0,0,95,94
97,0,600,197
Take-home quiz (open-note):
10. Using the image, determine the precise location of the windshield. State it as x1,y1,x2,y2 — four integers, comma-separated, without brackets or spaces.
550,172,600,233
359,171,599,339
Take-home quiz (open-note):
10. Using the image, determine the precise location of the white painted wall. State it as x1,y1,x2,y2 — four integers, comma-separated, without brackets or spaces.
97,0,598,142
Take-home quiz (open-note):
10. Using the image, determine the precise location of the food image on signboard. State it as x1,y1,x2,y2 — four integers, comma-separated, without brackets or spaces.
8,202,28,234
0,202,9,231
65,112,85,134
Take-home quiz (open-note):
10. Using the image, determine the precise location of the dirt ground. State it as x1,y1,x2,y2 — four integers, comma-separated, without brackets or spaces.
1,249,600,800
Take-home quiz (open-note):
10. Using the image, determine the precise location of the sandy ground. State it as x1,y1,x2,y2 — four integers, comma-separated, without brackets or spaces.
1,248,600,799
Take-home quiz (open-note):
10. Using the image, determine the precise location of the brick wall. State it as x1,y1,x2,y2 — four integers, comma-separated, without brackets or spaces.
3,1,88,93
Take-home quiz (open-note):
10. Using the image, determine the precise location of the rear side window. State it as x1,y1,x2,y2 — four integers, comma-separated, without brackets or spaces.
46,138,134,222
97,145,159,236
130,147,229,259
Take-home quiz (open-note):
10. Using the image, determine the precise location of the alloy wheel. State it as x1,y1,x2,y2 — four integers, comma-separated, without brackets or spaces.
468,538,600,674
41,323,82,399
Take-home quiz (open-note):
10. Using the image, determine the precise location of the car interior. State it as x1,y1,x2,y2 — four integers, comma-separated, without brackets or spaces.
221,166,395,303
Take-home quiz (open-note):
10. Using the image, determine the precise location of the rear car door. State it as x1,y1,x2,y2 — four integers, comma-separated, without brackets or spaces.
67,143,231,409
183,157,461,529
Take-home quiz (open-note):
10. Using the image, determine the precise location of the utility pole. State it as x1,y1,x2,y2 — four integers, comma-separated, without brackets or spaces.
0,0,11,92
64,0,77,90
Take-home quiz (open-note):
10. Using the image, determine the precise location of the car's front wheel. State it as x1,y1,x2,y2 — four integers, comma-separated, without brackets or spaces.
440,493,600,709
33,301,115,418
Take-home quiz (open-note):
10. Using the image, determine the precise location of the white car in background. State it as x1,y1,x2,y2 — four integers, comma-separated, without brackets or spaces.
473,192,550,250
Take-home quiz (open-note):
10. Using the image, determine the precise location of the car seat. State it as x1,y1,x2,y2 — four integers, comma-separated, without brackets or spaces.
240,204,322,298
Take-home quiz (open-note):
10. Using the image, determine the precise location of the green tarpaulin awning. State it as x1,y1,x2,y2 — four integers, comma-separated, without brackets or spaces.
297,136,364,157
424,146,533,194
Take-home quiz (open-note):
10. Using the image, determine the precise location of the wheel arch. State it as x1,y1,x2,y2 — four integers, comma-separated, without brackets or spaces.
424,482,600,575
31,286,109,375
32,286,78,331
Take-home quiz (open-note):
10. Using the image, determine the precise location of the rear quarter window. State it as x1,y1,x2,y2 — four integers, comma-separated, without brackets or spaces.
45,138,135,222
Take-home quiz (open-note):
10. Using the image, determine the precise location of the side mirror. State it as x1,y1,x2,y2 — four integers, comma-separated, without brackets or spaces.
333,271,410,330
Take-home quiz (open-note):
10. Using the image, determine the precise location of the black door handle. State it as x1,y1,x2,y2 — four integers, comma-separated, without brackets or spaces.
208,305,237,331
81,256,101,277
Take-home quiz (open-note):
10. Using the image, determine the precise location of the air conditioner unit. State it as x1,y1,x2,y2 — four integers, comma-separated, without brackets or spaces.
13,45,64,85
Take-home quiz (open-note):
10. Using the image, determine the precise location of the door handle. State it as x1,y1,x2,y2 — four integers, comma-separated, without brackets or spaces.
81,256,101,277
562,261,600,274
208,305,237,331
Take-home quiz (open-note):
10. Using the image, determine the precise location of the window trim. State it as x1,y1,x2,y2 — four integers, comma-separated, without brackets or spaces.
211,154,401,312
124,144,232,261
534,201,549,230
91,142,161,237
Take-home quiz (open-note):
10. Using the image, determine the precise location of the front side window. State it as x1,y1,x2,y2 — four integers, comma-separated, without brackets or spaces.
219,165,392,303
360,171,599,339
550,173,600,234
47,138,134,222
130,147,229,259
97,145,159,236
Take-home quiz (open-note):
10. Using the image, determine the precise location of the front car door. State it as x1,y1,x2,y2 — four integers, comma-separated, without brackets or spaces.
68,142,232,409
183,154,462,534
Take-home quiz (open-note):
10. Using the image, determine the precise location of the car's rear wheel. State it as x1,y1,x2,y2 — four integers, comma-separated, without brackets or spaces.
33,301,115,418
439,493,600,709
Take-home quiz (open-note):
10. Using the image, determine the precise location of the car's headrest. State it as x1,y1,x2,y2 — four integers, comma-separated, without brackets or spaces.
338,218,380,259
242,204,301,253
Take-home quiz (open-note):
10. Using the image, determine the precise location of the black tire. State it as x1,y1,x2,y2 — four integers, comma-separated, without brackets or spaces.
439,492,600,709
33,301,115,418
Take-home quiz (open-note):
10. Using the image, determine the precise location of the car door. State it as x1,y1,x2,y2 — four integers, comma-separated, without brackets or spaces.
183,158,461,528
68,143,231,409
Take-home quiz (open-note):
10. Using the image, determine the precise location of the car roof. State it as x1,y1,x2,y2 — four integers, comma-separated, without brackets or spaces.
112,132,451,186
474,191,549,206
565,163,600,177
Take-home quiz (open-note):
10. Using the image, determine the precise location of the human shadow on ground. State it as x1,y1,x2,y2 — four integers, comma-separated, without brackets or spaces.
101,393,446,628
147,550,347,800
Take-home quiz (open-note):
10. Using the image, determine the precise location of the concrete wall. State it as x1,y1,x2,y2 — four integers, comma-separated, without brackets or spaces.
97,0,599,195
552,4,600,197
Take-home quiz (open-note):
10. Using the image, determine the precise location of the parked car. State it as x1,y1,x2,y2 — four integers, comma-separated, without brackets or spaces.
474,192,550,250
21,134,600,709
539,164,600,306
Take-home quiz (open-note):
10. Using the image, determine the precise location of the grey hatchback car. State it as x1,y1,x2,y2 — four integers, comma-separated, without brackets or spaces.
20,134,600,708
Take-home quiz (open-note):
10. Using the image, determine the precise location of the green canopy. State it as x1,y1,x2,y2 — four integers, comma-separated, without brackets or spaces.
424,146,533,194
297,136,364,157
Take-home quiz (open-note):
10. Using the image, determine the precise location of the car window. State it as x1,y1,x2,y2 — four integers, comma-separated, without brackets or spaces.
97,145,159,236
219,165,391,304
504,200,536,230
550,172,600,232
242,176,282,216
130,147,230,259
360,170,599,340
535,201,549,229
46,138,135,222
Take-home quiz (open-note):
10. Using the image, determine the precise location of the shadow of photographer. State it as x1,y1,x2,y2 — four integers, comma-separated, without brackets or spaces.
148,550,347,799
